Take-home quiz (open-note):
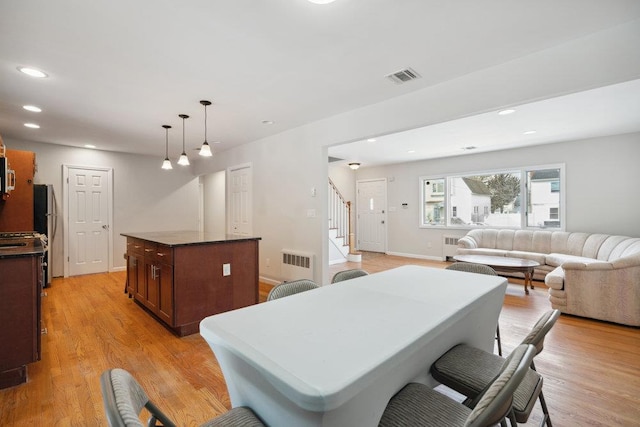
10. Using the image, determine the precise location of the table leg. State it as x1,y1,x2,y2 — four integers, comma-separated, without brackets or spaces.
529,268,535,290
523,269,533,295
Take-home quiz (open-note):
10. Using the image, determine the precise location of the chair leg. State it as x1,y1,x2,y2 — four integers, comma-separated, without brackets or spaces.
496,324,502,356
538,390,552,427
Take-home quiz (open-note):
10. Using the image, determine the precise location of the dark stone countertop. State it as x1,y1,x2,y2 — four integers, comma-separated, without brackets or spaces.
0,237,45,259
120,231,261,247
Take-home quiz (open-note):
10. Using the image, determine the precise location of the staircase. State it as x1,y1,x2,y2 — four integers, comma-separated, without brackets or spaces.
328,179,361,264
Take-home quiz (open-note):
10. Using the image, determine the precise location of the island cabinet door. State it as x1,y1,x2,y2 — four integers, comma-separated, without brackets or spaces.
156,263,174,325
126,254,140,296
144,259,159,312
134,255,146,301
0,256,40,371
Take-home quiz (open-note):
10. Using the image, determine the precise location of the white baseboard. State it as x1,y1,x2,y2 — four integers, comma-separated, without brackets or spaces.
259,276,281,286
385,251,444,262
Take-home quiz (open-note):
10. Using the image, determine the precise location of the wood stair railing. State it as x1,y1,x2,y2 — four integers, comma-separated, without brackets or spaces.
328,178,355,255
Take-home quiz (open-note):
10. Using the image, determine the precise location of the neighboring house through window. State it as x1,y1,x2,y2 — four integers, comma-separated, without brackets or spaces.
420,165,564,229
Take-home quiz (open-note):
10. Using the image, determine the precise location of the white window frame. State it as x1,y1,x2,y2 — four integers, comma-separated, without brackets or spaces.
419,163,565,230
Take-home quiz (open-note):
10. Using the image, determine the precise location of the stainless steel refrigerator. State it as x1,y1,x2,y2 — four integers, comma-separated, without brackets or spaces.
34,184,56,286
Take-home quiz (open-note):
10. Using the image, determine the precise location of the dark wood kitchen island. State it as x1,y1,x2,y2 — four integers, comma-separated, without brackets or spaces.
122,231,260,336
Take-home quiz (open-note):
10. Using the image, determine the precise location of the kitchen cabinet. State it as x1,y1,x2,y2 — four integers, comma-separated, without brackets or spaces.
0,238,44,389
126,238,173,325
124,231,260,336
0,149,36,230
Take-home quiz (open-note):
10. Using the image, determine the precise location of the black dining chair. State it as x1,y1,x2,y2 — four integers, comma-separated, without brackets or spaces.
266,279,319,301
379,344,537,427
431,309,560,427
100,368,265,427
331,268,369,283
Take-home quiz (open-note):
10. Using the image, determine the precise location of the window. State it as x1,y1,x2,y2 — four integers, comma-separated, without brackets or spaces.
526,168,562,228
420,165,563,229
422,178,445,225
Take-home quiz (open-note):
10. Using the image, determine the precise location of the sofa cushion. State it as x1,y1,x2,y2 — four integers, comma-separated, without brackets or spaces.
545,266,565,290
548,288,566,306
621,240,640,257
581,234,609,258
594,235,628,260
507,250,546,265
496,229,515,250
456,248,509,257
545,253,600,267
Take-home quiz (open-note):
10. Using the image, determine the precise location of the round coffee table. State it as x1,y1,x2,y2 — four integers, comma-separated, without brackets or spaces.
453,254,540,295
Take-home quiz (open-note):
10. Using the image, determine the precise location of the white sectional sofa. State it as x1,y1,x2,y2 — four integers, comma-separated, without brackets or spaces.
456,229,640,327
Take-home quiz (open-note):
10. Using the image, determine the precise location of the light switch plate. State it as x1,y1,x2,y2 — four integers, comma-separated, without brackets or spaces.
223,263,231,276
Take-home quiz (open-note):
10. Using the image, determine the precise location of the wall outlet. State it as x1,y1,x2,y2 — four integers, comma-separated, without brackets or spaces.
223,263,231,276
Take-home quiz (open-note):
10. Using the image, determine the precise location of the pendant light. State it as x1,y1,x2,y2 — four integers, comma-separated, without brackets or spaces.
177,114,190,166
161,125,173,170
199,100,213,157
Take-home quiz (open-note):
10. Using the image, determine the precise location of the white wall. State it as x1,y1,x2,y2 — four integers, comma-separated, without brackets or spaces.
3,137,200,277
4,20,638,284
201,171,226,234
354,133,640,260
191,20,640,284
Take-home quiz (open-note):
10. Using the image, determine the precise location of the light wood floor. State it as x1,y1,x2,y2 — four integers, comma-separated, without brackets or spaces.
1,253,638,426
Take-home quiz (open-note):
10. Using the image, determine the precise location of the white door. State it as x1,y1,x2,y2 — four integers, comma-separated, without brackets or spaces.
228,163,252,235
357,179,387,252
67,167,110,276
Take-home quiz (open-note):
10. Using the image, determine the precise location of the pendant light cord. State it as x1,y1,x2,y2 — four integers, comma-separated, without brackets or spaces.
165,128,169,157
204,104,208,142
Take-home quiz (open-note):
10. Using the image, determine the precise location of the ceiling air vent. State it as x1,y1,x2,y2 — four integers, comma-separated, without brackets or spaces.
386,68,422,85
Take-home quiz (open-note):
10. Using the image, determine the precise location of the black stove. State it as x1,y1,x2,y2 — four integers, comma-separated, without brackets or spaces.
0,231,49,287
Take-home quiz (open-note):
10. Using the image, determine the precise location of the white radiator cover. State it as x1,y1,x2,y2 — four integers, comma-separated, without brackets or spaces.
442,235,461,260
281,249,315,281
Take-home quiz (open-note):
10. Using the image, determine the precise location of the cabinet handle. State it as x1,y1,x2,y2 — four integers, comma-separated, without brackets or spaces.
157,252,165,257
134,245,141,249
145,248,153,252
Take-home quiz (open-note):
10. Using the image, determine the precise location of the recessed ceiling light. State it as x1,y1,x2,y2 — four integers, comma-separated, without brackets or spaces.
23,105,42,113
407,150,416,154
523,130,537,135
18,67,48,78
261,120,274,125
498,109,516,115
367,138,377,142
308,0,337,4
84,144,96,149
24,123,40,129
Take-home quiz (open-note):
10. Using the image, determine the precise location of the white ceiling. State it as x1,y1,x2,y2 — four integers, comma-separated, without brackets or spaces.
1,1,640,162
329,78,640,167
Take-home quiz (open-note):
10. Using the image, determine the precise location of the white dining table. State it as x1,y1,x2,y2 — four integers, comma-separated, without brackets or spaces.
200,265,507,427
